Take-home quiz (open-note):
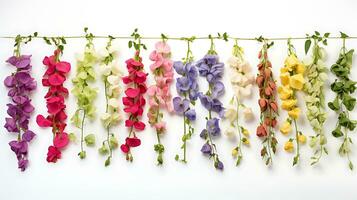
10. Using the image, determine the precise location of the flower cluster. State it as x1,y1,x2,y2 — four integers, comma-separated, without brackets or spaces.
255,41,278,166
278,41,307,166
36,48,71,163
97,38,121,166
71,29,98,159
196,42,225,170
225,42,254,166
173,37,198,163
147,40,174,165
328,34,356,170
4,52,36,171
303,33,329,165
120,29,148,161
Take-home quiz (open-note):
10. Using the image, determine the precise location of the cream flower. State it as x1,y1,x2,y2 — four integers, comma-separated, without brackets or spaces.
243,107,254,121
225,126,236,139
225,106,237,123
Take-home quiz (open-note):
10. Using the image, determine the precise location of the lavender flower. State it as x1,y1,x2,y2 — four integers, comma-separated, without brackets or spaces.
196,52,225,170
173,57,199,163
4,55,36,171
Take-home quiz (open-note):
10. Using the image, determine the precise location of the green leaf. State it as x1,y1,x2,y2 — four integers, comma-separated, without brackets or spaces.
332,127,343,137
174,154,179,161
340,32,349,38
84,134,96,146
105,157,111,167
349,161,354,170
305,39,311,54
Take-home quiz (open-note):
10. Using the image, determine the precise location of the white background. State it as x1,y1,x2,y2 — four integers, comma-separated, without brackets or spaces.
0,0,357,199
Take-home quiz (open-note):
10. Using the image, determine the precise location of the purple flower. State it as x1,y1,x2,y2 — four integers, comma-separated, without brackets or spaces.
215,160,224,170
211,99,225,117
9,140,28,155
200,129,208,139
211,81,225,99
185,109,196,121
6,55,31,69
22,130,36,142
201,143,212,154
198,93,212,110
206,118,221,136
18,159,29,171
5,54,36,171
173,97,189,114
4,118,18,132
4,75,16,87
196,54,224,83
176,77,190,93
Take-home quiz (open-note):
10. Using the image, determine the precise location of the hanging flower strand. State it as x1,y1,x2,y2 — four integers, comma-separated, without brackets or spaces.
328,32,356,170
97,36,122,166
196,34,227,170
255,37,278,166
226,40,255,166
303,31,329,165
173,36,198,163
120,29,148,162
147,34,174,165
4,33,37,171
71,27,99,159
36,36,71,163
278,40,307,166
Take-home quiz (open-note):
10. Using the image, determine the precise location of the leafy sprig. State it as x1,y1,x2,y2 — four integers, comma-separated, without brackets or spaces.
328,32,356,170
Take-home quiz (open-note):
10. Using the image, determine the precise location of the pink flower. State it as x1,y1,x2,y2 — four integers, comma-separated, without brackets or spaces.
155,41,171,54
154,122,166,133
46,146,61,163
53,132,69,149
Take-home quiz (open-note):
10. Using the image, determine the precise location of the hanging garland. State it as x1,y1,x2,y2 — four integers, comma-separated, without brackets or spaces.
173,37,198,163
328,32,356,170
4,33,37,171
97,36,122,166
278,40,307,166
120,29,148,162
226,40,254,166
255,38,278,166
303,32,329,165
36,36,71,163
196,34,226,170
147,35,174,165
71,28,98,159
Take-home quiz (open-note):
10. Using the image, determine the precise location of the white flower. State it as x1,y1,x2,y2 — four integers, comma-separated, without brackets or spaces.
239,84,252,97
225,106,238,123
97,49,110,58
108,85,121,97
108,98,120,108
239,61,251,74
99,64,112,76
243,107,254,121
107,75,120,85
225,126,236,139
227,56,240,68
230,72,242,84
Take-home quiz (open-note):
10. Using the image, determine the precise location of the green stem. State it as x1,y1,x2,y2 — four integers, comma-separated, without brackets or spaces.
293,119,300,164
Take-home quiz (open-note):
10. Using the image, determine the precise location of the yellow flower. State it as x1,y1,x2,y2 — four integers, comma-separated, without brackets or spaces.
296,63,305,74
284,54,299,70
284,141,294,152
280,121,292,135
298,134,307,144
289,74,305,90
280,72,290,86
243,138,250,145
278,85,293,100
242,128,249,136
232,148,238,157
282,99,297,110
280,67,289,73
288,107,301,119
